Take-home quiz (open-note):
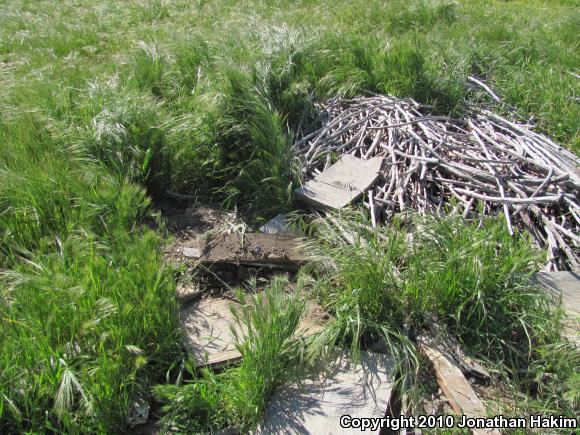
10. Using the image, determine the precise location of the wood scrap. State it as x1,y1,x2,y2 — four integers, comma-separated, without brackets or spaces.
423,321,491,382
295,155,383,209
196,233,307,268
294,96,580,271
416,332,500,435
182,297,328,368
181,297,243,368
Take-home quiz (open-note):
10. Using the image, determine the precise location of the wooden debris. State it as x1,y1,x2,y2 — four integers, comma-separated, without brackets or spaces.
181,297,242,367
423,321,491,382
295,155,383,209
256,351,395,434
531,271,580,344
182,298,328,368
416,332,500,435
197,233,307,268
294,96,580,271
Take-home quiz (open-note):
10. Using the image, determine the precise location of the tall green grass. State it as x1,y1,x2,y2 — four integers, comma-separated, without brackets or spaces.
304,210,576,414
0,100,181,433
3,0,577,215
0,232,181,433
1,0,578,431
154,276,307,432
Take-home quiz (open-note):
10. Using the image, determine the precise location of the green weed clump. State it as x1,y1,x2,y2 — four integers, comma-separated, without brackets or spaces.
154,276,306,432
1,0,578,431
0,108,181,433
0,231,181,433
305,209,575,413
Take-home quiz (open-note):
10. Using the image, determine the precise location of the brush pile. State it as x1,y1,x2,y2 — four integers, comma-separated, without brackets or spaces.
294,96,580,271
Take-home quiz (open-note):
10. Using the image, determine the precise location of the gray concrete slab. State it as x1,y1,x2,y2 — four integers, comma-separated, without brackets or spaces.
256,351,395,434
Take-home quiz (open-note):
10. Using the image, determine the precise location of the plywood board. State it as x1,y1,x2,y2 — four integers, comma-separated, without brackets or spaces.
417,333,500,435
295,155,383,209
182,298,328,368
256,351,395,434
181,297,242,367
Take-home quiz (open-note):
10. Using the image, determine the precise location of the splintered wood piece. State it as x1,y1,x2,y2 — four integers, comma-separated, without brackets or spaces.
256,351,395,434
295,155,383,209
181,297,242,368
197,233,307,267
417,333,500,435
423,320,491,382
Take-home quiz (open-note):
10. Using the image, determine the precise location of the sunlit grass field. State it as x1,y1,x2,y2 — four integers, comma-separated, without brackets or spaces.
1,0,578,432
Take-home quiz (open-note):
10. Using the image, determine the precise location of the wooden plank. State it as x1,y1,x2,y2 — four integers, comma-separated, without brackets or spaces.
181,297,242,367
256,351,395,434
197,233,307,267
531,271,579,343
295,155,383,209
417,333,500,435
182,298,328,368
423,320,491,382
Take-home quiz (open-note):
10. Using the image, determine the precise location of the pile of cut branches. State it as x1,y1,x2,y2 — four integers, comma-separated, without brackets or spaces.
294,96,580,271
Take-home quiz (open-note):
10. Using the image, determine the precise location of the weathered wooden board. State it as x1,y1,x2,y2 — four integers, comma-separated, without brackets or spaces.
182,298,327,368
417,333,500,435
181,297,242,367
197,233,307,267
256,351,395,434
295,155,383,209
531,271,579,343
423,321,491,382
